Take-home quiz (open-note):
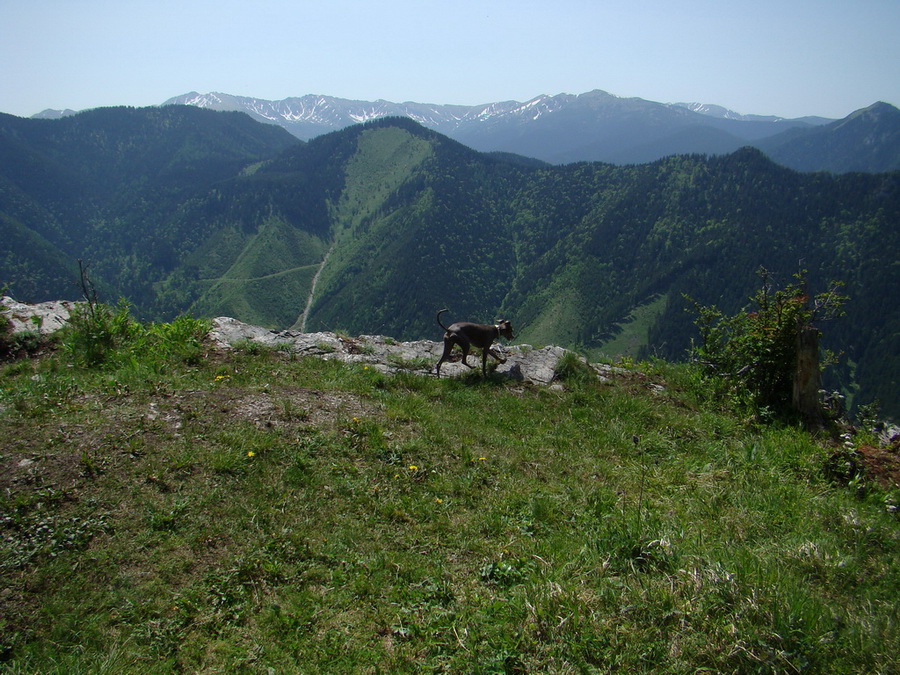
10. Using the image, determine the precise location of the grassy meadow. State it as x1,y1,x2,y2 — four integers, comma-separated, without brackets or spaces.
0,315,898,673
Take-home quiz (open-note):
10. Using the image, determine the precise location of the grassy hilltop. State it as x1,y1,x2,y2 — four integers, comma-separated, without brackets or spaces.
0,309,898,673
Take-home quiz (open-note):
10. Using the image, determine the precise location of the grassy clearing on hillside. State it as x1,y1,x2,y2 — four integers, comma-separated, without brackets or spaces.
192,265,317,329
593,294,668,361
0,329,898,673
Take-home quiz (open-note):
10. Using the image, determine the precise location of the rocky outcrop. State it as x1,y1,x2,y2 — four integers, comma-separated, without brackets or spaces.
1,299,622,387
1,296,80,334
207,316,612,386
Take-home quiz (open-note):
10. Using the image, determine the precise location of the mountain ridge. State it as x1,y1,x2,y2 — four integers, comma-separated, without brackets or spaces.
29,89,897,171
157,90,896,171
161,89,828,134
758,101,900,173
1,109,899,416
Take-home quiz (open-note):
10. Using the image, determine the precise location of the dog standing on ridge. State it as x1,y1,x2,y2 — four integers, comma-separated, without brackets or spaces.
434,309,514,377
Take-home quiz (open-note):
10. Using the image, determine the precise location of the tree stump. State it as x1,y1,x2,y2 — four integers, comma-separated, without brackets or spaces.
793,324,821,425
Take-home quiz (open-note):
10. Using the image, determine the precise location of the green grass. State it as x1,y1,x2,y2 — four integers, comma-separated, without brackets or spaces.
191,265,316,329
593,293,668,360
515,287,584,348
0,330,898,673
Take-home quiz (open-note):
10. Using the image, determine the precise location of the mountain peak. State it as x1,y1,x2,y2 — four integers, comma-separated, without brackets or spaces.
831,101,900,129
31,108,79,120
855,101,900,119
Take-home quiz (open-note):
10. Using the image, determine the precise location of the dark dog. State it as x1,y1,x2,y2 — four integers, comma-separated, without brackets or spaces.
435,308,514,377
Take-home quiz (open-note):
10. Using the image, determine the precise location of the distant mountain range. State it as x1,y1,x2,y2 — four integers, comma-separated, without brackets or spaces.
30,90,899,172
153,90,900,171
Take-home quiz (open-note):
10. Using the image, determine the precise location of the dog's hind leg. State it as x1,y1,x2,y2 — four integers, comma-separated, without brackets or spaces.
435,341,453,377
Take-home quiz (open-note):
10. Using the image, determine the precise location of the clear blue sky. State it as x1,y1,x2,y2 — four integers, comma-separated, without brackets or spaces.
2,0,898,120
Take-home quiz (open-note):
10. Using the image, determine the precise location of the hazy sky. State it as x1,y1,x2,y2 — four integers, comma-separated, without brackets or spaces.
2,0,898,119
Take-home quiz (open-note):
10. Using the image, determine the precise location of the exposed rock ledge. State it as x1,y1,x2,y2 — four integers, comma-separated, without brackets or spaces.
208,316,622,386
1,296,80,334
1,298,620,387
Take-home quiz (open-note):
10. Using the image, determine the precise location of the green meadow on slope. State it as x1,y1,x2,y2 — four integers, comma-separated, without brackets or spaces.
0,308,897,673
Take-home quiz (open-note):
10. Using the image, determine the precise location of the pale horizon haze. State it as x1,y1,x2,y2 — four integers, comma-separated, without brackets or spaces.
1,0,898,120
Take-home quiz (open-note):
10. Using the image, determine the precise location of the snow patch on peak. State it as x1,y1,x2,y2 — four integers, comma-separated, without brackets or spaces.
670,102,742,119
669,102,788,123
349,107,389,123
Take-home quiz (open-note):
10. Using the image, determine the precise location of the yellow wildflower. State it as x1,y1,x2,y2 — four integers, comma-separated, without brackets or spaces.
247,451,255,458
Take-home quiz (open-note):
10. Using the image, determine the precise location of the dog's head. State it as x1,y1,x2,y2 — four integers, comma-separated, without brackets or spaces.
496,319,514,340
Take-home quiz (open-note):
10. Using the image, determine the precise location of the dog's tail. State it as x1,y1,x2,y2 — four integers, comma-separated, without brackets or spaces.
436,308,451,332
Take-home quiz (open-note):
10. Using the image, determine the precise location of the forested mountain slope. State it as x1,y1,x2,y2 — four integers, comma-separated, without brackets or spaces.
0,106,299,300
1,110,898,416
758,102,900,173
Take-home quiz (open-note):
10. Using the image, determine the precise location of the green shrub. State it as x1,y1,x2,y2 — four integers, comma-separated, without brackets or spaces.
61,299,138,367
139,315,211,366
688,268,846,417
61,299,209,369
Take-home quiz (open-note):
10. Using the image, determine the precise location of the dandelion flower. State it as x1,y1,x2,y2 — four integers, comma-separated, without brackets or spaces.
247,451,255,458
435,498,443,504
409,465,418,471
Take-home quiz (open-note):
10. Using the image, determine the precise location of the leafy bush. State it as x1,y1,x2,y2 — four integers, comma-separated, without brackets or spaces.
688,268,846,416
